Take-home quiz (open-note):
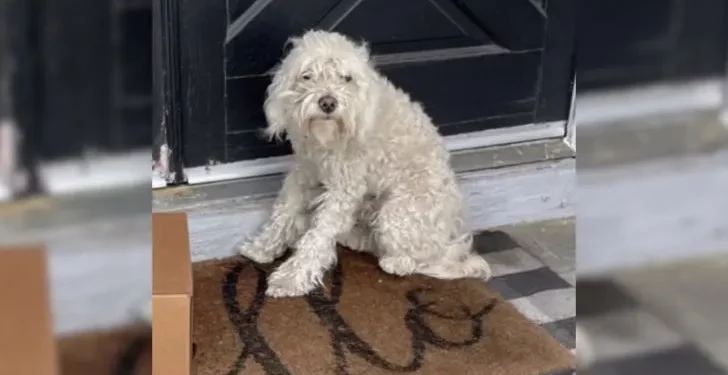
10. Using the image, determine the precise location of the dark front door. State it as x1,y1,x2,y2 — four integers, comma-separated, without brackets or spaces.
578,0,727,91
2,0,152,198
172,0,575,169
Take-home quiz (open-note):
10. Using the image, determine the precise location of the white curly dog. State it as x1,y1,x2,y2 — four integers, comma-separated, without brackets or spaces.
238,30,492,298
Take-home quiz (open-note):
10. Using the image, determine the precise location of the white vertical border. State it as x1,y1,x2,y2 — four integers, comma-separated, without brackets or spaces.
721,47,728,128
152,174,167,189
0,119,22,201
565,75,576,151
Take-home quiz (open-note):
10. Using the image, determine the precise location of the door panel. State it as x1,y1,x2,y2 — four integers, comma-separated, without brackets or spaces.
178,0,575,167
578,0,727,91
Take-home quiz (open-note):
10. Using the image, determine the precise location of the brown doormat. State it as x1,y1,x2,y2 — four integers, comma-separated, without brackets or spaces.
193,249,574,375
57,324,151,375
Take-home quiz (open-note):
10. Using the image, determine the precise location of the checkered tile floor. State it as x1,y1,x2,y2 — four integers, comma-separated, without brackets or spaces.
474,230,576,374
476,228,727,375
578,280,726,375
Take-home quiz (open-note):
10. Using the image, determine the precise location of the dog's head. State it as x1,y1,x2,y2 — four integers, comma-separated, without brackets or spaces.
264,30,379,148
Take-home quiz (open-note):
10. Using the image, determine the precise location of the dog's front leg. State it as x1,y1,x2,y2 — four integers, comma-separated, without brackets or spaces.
238,167,314,263
266,185,363,297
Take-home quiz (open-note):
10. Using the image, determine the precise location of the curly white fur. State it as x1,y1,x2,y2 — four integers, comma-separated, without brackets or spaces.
239,30,492,298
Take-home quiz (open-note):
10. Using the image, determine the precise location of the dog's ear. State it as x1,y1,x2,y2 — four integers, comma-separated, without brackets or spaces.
282,36,300,56
285,35,304,52
263,66,291,141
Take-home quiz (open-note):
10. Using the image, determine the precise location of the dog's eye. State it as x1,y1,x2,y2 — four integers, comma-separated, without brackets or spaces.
301,74,312,81
343,74,353,82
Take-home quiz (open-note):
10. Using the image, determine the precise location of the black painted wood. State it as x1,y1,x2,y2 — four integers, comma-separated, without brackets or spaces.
153,0,186,184
577,0,728,91
42,0,112,159
115,2,153,151
178,0,227,168
1,0,153,198
3,0,153,163
1,0,45,197
177,0,576,167
535,0,576,123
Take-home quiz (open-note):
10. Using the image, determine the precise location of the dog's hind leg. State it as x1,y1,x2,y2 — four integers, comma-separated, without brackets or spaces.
336,196,377,253
238,168,317,263
371,194,434,277
373,193,491,279
415,238,492,280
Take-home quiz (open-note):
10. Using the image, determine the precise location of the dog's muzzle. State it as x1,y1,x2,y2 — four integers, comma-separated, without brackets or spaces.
318,95,338,114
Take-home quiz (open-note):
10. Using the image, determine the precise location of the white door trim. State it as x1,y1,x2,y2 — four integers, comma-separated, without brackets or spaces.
721,50,728,127
577,77,723,128
0,149,150,203
0,120,566,200
175,120,566,187
40,150,151,195
0,119,21,201
565,75,576,151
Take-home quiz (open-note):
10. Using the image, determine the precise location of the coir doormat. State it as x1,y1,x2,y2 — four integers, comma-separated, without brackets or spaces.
57,324,151,375
193,249,574,375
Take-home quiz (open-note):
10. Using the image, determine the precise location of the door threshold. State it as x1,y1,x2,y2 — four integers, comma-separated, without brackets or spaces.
159,121,566,187
153,137,575,262
1,149,150,202
577,77,724,128
154,137,574,210
578,149,728,277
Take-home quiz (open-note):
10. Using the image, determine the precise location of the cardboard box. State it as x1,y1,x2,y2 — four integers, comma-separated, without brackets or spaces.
152,212,194,375
0,246,59,375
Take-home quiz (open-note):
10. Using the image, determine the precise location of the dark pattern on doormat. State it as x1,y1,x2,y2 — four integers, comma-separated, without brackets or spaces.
57,324,151,375
218,260,497,375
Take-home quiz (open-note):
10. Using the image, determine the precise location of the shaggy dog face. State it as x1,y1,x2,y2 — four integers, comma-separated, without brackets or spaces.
264,31,379,148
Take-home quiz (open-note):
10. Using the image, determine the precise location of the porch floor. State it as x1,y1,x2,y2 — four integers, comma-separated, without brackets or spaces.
578,108,728,373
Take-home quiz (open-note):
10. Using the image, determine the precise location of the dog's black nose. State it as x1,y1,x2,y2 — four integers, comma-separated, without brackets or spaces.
318,95,337,114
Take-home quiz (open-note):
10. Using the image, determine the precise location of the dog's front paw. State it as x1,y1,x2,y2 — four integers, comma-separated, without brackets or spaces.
265,266,319,298
238,240,281,264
